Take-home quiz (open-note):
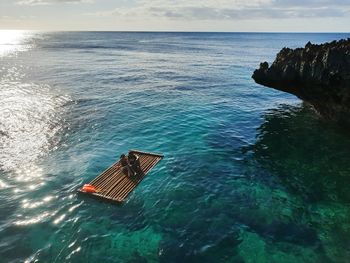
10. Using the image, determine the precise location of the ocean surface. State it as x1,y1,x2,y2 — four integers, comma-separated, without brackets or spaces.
1,31,350,263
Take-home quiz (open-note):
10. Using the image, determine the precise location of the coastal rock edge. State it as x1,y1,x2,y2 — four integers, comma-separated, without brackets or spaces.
252,39,350,124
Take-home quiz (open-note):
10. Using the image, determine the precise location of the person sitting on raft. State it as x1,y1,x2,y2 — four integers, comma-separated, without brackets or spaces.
128,152,142,176
120,154,135,177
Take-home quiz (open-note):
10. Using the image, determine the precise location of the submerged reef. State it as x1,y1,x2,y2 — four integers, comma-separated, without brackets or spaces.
252,39,350,124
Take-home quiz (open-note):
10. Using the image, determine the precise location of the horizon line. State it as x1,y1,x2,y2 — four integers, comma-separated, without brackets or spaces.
0,29,350,34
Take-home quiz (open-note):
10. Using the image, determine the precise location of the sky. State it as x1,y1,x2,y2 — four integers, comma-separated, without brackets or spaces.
0,0,350,32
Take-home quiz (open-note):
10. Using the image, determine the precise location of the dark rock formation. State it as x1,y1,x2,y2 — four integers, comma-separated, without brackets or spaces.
252,39,350,124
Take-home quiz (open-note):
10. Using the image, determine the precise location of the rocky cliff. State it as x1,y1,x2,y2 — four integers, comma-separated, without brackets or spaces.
252,39,350,124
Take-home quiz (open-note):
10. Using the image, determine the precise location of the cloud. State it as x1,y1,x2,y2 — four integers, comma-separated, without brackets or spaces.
90,0,350,20
144,6,348,20
274,0,350,7
0,15,36,23
17,0,92,5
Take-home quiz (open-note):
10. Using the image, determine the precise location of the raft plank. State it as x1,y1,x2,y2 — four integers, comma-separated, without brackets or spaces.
78,150,163,203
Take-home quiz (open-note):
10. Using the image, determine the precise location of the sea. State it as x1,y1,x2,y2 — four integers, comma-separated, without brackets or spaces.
1,31,350,263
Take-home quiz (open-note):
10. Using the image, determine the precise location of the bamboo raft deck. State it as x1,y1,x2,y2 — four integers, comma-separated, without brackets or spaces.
78,150,163,203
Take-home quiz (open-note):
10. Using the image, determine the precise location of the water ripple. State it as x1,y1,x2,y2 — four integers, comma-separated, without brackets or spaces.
0,74,71,175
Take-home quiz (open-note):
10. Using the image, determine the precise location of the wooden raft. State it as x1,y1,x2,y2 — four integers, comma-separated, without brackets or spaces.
78,150,163,203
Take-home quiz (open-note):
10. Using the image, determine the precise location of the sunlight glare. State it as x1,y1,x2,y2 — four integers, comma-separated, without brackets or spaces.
0,30,33,56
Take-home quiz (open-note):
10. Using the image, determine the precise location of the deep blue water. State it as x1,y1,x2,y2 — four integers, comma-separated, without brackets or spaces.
1,32,350,263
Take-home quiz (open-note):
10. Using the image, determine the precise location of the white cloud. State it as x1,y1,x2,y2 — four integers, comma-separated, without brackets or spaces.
0,15,36,21
88,0,350,20
17,0,92,5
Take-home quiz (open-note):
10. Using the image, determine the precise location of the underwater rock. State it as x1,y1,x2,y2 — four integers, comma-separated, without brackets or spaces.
252,39,350,124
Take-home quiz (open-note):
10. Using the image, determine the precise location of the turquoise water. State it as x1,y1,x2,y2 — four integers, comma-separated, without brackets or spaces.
1,32,350,262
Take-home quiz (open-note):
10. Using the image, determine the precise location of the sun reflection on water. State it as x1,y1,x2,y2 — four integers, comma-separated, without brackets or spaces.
0,179,9,189
0,30,71,187
0,30,34,57
14,211,52,226
0,30,73,236
22,195,55,209
0,71,71,183
0,79,70,178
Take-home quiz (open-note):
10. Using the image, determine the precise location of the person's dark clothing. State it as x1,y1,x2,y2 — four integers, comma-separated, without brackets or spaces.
128,153,142,175
120,155,135,176
121,157,128,167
